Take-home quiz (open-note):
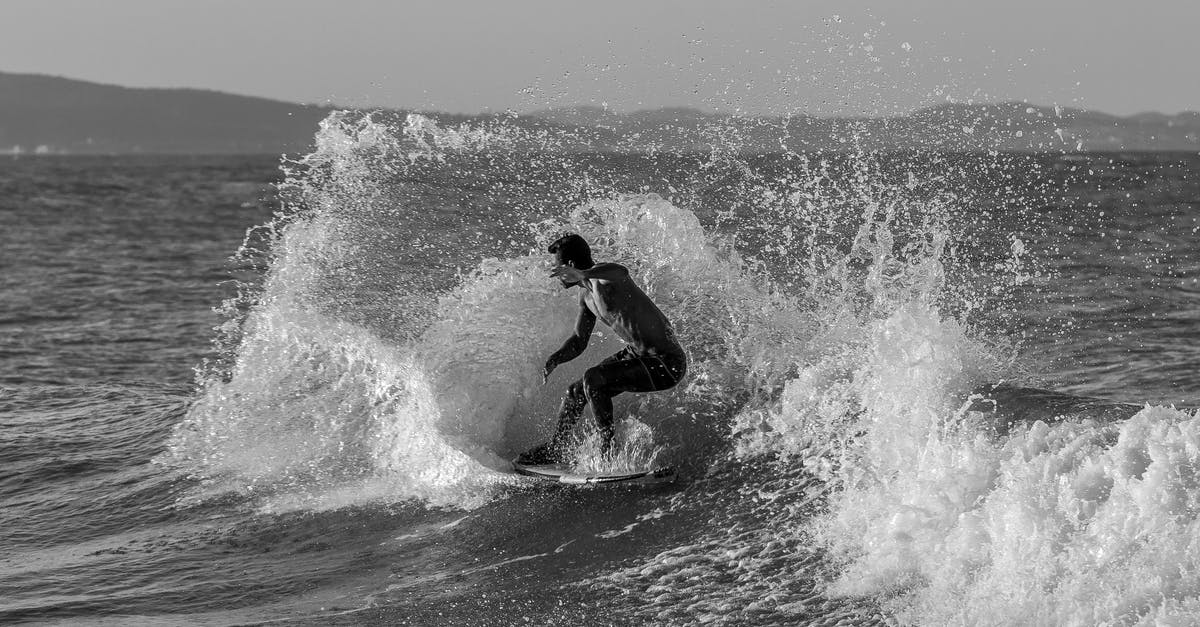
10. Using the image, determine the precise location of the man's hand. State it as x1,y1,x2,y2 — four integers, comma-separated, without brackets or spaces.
550,264,586,285
541,359,557,384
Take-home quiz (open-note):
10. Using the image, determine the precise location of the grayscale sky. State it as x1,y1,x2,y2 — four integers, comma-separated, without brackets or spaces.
3,0,1197,116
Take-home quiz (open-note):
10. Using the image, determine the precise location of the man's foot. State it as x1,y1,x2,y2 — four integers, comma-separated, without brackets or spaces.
517,442,564,466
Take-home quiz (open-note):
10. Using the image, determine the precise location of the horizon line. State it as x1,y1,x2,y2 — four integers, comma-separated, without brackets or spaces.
4,69,1198,120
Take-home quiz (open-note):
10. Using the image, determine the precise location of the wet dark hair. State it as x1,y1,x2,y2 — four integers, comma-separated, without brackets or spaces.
547,233,594,269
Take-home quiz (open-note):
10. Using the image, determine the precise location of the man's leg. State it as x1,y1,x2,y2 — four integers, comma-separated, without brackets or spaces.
583,370,617,448
518,379,588,465
581,356,676,453
549,379,587,448
520,351,683,464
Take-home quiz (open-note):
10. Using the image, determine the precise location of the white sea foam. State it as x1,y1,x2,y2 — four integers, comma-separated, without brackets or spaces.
718,163,1200,624
164,109,1200,624
820,396,1200,625
570,418,664,474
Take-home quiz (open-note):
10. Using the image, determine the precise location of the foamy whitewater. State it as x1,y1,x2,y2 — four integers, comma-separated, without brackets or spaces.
152,110,1200,624
5,105,1199,624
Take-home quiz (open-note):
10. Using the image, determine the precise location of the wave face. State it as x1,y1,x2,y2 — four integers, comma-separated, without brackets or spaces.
163,112,784,511
160,111,1200,624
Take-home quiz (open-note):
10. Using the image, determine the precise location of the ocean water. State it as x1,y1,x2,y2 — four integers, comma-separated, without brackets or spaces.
2,114,1199,626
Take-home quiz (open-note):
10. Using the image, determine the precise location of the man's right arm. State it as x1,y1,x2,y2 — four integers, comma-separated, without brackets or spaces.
543,299,596,381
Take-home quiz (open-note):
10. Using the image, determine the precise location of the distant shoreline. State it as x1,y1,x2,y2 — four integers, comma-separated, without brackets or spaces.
3,71,1198,155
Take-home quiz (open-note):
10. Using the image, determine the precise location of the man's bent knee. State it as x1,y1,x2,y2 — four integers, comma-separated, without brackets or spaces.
581,368,609,399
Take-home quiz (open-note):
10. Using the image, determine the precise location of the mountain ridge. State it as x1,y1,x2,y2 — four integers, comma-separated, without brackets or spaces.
2,71,1197,154
0,71,334,154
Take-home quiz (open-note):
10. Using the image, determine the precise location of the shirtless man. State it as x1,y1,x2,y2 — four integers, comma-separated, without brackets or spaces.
518,233,687,465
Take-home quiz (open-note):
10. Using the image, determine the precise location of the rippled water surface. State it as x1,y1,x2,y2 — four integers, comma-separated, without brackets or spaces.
2,144,1199,625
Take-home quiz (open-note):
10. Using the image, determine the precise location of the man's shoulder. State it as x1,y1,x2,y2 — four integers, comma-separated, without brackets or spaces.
592,262,631,276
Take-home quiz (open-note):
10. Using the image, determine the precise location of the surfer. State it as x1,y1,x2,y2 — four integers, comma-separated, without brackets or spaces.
518,233,687,465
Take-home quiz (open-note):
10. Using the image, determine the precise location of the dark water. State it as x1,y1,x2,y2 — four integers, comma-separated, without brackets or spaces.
2,145,1199,626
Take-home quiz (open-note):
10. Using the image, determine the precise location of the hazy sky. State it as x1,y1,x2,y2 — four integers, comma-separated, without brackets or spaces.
3,0,1197,116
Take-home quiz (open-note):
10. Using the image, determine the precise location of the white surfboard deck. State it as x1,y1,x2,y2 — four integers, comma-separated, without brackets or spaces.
512,460,676,485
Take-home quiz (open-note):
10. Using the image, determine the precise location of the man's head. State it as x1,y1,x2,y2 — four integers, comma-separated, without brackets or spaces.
548,232,594,288
548,233,594,269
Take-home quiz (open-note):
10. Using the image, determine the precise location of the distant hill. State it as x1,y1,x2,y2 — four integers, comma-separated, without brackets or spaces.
2,71,1197,154
0,72,332,154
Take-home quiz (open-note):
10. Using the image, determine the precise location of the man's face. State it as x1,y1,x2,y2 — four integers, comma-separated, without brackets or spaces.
554,254,574,288
558,264,575,288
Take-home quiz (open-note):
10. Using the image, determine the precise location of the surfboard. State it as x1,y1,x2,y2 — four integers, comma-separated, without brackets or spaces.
512,460,676,485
